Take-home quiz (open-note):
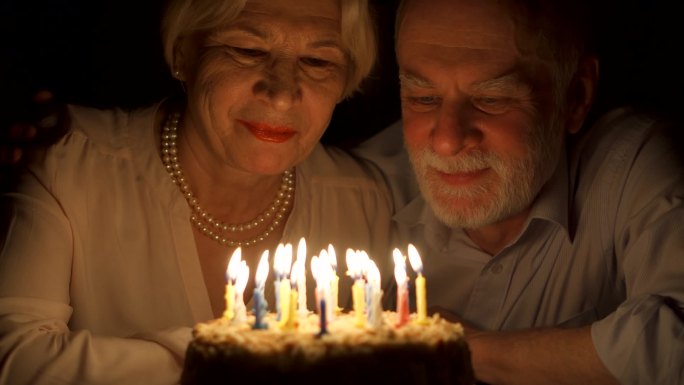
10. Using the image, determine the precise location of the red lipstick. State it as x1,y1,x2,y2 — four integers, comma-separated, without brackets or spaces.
238,119,296,143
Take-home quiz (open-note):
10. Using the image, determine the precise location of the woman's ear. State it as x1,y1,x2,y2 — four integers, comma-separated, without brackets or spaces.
172,37,189,81
566,55,599,134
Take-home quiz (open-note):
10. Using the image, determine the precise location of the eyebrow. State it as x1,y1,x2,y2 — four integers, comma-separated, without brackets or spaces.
214,24,345,52
471,73,529,93
399,72,436,89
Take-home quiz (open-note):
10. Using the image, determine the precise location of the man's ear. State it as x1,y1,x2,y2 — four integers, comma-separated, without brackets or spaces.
566,55,599,134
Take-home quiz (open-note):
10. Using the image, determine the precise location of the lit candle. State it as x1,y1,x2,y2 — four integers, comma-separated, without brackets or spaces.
223,248,242,320
393,248,410,327
407,244,428,325
296,237,309,318
233,260,249,324
311,255,332,335
277,244,293,330
273,243,285,321
253,250,269,329
282,259,303,330
367,259,384,328
359,250,373,315
327,244,341,314
346,249,366,328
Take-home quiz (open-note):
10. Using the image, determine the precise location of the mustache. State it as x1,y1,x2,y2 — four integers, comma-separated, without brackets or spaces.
414,148,503,174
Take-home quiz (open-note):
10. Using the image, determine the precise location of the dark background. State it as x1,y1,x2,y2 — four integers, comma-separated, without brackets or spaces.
1,0,682,147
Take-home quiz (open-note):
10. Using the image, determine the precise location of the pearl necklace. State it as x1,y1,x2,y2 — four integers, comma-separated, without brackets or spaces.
160,111,295,247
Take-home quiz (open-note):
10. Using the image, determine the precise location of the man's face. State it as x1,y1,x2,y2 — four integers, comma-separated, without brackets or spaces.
396,0,566,229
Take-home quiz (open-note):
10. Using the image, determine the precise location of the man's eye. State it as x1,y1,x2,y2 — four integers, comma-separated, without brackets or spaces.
401,95,440,112
472,96,510,114
410,96,439,105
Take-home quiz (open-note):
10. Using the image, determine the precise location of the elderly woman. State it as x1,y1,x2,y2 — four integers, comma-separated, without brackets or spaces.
0,0,394,383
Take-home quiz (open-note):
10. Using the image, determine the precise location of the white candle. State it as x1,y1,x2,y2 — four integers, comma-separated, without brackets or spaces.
367,259,383,328
233,260,249,324
296,237,308,317
276,244,293,329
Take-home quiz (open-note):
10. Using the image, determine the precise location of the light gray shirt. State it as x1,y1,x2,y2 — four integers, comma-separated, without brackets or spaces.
354,108,684,385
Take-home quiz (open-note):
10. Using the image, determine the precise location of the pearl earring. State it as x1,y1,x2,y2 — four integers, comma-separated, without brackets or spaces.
174,70,181,79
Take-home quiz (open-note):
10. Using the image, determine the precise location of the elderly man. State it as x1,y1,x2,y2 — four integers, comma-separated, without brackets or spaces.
357,0,684,384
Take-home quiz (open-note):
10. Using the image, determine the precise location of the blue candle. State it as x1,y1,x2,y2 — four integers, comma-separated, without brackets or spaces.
318,298,328,336
254,250,270,329
253,290,268,329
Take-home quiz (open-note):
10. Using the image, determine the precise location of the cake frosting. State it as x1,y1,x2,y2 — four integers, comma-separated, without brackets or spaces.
181,311,474,385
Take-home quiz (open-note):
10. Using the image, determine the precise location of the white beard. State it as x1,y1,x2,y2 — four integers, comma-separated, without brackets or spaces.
408,119,563,229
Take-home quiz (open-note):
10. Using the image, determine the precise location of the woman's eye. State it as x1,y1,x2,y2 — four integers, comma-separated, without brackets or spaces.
230,47,267,58
300,57,332,68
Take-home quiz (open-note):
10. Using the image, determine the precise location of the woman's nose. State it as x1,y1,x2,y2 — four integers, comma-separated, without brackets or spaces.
254,58,302,111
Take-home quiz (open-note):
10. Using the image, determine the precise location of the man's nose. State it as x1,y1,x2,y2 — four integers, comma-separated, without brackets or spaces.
430,103,479,156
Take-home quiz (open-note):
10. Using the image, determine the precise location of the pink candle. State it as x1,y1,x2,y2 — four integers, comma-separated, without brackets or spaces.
393,248,410,327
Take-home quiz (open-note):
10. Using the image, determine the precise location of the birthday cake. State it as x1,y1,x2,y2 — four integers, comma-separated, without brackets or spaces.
180,311,474,385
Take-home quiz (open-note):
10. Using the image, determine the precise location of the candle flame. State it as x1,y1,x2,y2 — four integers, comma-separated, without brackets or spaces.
311,255,332,287
367,260,381,287
255,250,269,288
274,243,285,278
284,243,293,274
227,247,242,282
296,237,307,262
327,244,337,271
235,261,249,293
358,250,370,277
407,243,423,274
393,249,407,285
274,242,293,279
345,248,360,279
291,258,304,288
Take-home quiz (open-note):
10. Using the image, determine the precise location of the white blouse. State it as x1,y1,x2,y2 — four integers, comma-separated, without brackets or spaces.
0,103,396,385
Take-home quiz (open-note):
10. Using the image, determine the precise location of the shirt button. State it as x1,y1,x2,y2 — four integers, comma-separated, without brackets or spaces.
490,263,503,274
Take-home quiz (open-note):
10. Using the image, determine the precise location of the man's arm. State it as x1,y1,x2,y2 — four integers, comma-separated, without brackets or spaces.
468,326,619,385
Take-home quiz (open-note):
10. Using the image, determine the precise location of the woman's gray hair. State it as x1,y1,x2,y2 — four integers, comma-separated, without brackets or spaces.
161,0,376,98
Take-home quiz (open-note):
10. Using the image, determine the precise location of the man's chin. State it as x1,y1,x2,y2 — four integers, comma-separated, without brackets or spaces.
426,194,498,229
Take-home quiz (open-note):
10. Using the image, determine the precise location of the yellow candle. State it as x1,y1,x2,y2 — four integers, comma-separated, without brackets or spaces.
415,274,427,324
223,248,243,320
353,280,366,327
223,283,235,320
407,244,428,325
327,244,342,314
286,289,298,330
278,278,291,330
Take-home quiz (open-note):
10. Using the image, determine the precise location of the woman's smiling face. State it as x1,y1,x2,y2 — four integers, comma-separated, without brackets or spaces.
177,0,348,176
